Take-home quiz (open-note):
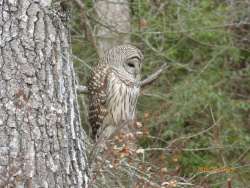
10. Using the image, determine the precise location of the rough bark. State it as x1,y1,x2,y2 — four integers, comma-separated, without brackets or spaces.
94,0,131,56
0,0,88,187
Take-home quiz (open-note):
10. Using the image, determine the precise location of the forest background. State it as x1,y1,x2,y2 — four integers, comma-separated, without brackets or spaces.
70,0,250,187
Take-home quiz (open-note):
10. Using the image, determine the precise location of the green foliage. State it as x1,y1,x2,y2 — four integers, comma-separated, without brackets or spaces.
133,0,250,186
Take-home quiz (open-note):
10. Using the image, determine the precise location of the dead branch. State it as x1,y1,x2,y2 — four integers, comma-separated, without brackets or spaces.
73,0,97,49
72,55,92,70
140,63,169,88
73,0,84,8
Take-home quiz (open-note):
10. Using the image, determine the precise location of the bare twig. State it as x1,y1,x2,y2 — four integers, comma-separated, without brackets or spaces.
72,55,92,70
227,178,232,188
73,0,97,49
233,146,250,164
121,162,162,188
140,63,169,88
73,0,85,8
166,117,222,149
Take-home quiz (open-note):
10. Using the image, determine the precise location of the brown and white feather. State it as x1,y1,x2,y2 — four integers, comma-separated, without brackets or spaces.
87,45,143,139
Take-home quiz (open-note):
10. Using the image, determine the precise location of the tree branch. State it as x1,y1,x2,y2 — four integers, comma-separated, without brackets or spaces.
73,0,85,8
76,63,169,94
140,63,169,88
72,0,97,50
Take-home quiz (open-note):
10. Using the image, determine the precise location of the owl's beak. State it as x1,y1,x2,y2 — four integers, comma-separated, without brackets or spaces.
135,64,141,80
136,74,141,81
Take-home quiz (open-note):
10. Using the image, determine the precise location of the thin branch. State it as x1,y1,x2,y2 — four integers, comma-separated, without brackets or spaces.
233,146,250,164
73,0,85,8
72,55,92,70
227,178,232,188
140,63,169,88
166,117,222,149
72,0,97,50
121,162,162,188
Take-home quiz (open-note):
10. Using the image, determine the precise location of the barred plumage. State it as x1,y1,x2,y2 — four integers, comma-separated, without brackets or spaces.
87,44,143,139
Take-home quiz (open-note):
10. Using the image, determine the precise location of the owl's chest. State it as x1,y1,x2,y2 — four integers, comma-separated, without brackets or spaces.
105,74,140,126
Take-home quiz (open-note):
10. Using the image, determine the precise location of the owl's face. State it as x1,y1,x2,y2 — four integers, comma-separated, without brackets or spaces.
123,55,142,80
104,44,143,81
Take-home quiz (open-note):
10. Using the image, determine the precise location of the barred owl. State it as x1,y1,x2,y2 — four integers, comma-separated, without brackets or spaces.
87,44,143,139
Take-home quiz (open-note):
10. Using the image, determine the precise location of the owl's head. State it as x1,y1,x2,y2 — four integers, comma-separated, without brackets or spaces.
103,44,144,81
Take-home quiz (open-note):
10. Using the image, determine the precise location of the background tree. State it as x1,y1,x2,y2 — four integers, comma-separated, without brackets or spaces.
94,0,131,56
0,0,88,187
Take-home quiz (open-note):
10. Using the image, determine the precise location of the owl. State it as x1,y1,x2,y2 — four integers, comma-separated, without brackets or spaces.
87,44,144,139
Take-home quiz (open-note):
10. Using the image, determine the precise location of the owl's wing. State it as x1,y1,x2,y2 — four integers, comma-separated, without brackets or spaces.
87,64,110,139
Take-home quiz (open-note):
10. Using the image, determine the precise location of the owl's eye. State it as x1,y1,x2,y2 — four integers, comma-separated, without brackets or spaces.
127,62,135,68
124,58,140,76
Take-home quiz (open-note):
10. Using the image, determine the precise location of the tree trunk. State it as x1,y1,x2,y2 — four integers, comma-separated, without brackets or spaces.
0,0,88,187
94,0,131,56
